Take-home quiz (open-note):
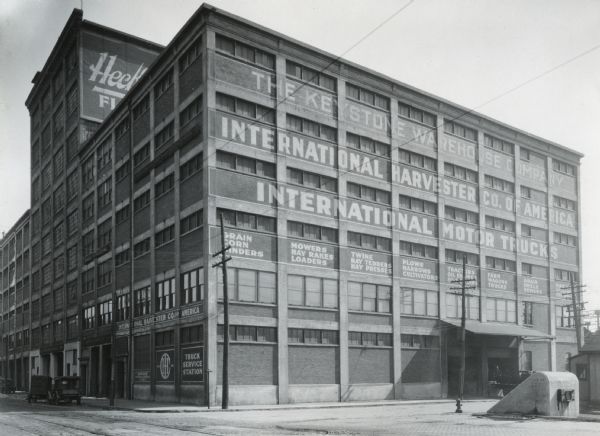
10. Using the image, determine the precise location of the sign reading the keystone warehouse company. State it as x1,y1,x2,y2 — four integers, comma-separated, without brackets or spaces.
81,31,159,122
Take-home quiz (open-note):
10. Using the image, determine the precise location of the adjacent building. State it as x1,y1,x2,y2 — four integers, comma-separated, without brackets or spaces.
0,4,583,405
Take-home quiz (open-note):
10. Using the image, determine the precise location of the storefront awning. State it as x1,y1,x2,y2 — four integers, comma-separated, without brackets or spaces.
444,320,553,339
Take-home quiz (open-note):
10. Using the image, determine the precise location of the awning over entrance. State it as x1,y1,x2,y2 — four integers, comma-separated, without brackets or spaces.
444,320,553,339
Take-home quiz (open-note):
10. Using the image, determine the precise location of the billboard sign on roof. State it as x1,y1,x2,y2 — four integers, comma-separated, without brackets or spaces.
81,30,159,122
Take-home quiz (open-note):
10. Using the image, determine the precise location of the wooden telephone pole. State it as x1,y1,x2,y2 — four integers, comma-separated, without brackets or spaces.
211,213,231,409
449,256,476,413
561,275,586,351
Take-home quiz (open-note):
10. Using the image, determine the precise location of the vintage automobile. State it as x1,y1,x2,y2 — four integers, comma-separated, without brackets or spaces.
27,375,52,403
0,377,15,394
50,376,81,405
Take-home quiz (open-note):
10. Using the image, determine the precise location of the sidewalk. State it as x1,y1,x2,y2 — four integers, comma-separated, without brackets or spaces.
79,396,495,413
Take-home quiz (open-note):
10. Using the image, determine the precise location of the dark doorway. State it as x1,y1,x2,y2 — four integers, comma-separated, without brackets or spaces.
101,344,112,397
55,352,64,377
90,347,99,396
80,364,88,396
116,360,125,398
447,355,482,397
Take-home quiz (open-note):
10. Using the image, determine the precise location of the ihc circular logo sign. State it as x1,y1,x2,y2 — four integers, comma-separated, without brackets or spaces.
159,353,171,380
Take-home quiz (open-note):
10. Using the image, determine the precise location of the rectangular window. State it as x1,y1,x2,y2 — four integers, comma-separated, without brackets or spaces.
155,122,174,151
484,134,514,155
132,95,149,120
217,267,276,304
349,332,392,347
286,60,336,92
133,143,150,167
447,294,480,320
553,195,576,211
181,268,204,305
346,181,390,204
554,269,577,282
218,208,274,233
399,241,438,259
398,149,437,171
288,221,337,243
97,259,112,287
156,278,176,311
556,305,574,328
552,159,576,176
445,249,479,265
216,151,275,179
346,83,389,110
115,117,129,139
486,298,516,323
444,120,477,142
444,162,478,183
398,194,437,215
83,306,96,329
115,248,130,267
216,93,275,124
286,114,337,142
97,219,111,250
287,275,337,309
155,225,175,247
400,334,440,349
347,231,391,252
398,102,436,127
553,231,577,246
446,206,479,224
286,167,337,193
181,210,203,234
181,325,203,344
180,96,202,128
485,256,516,272
134,286,151,317
116,204,130,224
97,177,112,208
401,288,438,317
484,174,514,193
179,37,202,72
485,215,515,232
215,34,275,70
66,171,79,200
521,224,547,241
154,69,173,99
96,138,112,171
134,238,150,258
116,294,130,321
97,300,112,326
522,301,534,325
287,328,339,345
345,132,390,157
133,190,150,211
348,282,391,313
155,173,174,197
180,153,202,181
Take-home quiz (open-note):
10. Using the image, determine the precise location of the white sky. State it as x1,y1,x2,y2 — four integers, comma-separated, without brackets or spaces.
1,0,599,321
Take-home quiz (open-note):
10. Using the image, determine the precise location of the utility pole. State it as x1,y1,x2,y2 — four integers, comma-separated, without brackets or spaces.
561,275,585,351
211,213,231,409
449,255,476,414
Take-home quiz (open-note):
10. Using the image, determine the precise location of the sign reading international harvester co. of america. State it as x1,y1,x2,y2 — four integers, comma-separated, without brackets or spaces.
81,31,159,122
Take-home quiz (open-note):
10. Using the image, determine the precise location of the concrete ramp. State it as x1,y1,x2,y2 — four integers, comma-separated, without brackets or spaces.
487,371,579,417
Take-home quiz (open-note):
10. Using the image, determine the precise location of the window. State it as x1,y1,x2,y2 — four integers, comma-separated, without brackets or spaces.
348,282,391,313
287,167,337,193
553,159,576,176
286,114,337,142
116,205,130,224
485,256,516,272
556,305,574,328
54,255,64,278
53,104,65,135
484,134,514,155
181,325,203,344
66,245,77,271
553,195,576,211
446,206,479,224
156,278,175,311
522,301,534,325
41,164,52,191
54,148,65,176
116,294,130,321
218,325,277,343
485,215,515,232
96,139,112,171
215,34,275,70
155,225,175,247
520,185,546,204
179,37,202,72
444,120,477,142
180,96,202,127
554,269,576,282
133,95,149,120
97,219,111,250
82,231,94,258
97,178,112,208
349,332,392,347
287,328,339,345
97,260,112,287
134,238,150,257
447,294,480,320
288,221,337,243
181,268,204,305
286,60,336,91
216,151,275,178
520,148,545,165
155,173,174,197
521,224,547,241
133,143,150,167
66,171,78,200
54,184,65,211
155,330,174,348
287,275,337,308
484,175,514,193
66,210,78,236
134,286,151,317
217,268,276,304
553,231,577,246
346,83,389,110
398,194,437,215
82,156,94,186
347,231,391,252
346,182,390,204
115,248,130,267
398,149,437,171
54,222,64,246
218,208,274,233
400,334,440,349
444,162,478,183
181,153,202,181
134,190,150,211
181,210,203,234
155,122,174,151
399,241,437,259
398,102,436,127
98,300,112,326
83,306,96,329
115,117,129,139
154,69,173,99
345,132,390,157
216,93,274,124
66,84,78,115
486,298,516,323
401,288,438,316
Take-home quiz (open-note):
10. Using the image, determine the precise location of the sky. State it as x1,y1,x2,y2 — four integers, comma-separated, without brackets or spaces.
1,0,599,322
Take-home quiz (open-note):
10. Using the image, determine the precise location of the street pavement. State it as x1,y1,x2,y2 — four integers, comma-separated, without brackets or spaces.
1,393,600,435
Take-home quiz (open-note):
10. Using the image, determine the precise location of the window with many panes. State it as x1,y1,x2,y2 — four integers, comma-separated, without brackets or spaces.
444,162,478,182
398,195,437,215
444,120,477,142
154,69,173,99
348,331,392,347
553,195,576,211
116,294,130,321
552,159,576,176
155,173,174,197
521,224,547,241
486,298,516,323
345,132,390,157
398,102,436,127
179,37,202,72
181,268,203,305
485,215,515,232
155,122,174,151
288,328,338,345
134,286,151,317
399,241,437,259
346,83,389,110
553,231,577,246
485,256,516,272
346,182,390,204
180,96,202,128
97,259,112,287
155,225,174,247
180,153,202,181
286,60,336,91
287,275,337,308
401,288,438,316
216,151,275,178
447,294,479,320
181,210,203,234
83,306,95,329
556,305,574,328
347,231,391,252
217,268,276,304
484,174,514,193
216,93,274,124
215,34,275,70
348,282,391,313
484,134,514,154
218,325,277,343
218,208,274,233
446,206,479,224
156,278,175,311
398,149,437,171
522,301,534,325
98,300,112,326
286,114,336,142
288,221,337,243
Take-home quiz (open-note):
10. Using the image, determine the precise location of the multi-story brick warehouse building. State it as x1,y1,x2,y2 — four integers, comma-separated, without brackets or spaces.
0,3,583,405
